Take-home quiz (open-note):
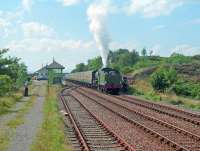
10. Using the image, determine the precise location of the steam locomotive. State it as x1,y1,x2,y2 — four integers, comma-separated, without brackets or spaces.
63,67,123,94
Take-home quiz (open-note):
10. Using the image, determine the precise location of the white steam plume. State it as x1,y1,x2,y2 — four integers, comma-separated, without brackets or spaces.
87,0,111,67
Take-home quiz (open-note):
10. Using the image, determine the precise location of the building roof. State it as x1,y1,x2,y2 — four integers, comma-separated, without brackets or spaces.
46,60,65,69
36,65,48,74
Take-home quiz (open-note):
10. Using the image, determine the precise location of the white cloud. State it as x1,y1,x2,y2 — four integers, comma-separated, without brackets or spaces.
126,0,183,17
57,0,82,6
171,44,200,56
7,38,94,53
21,22,55,38
22,0,33,11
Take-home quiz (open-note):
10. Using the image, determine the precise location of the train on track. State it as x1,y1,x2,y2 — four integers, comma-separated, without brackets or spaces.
62,67,126,94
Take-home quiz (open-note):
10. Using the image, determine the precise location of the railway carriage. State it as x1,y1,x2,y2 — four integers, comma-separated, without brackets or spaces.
63,67,123,94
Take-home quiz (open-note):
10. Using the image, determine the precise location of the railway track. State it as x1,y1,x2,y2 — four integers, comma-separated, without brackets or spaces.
117,95,200,125
60,87,135,151
80,87,200,136
76,87,200,151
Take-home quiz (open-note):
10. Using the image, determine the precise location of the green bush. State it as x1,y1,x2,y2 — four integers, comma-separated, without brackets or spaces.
151,68,169,92
173,80,200,99
0,75,12,96
0,49,28,95
151,67,178,92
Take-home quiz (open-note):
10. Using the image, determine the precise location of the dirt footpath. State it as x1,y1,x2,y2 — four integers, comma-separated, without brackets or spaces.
0,81,46,151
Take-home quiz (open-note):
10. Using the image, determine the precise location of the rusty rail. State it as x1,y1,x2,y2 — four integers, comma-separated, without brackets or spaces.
120,95,200,125
76,89,192,151
60,88,136,151
60,94,90,151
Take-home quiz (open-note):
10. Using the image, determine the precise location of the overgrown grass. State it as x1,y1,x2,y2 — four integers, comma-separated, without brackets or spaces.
0,91,23,115
0,130,10,151
0,84,36,151
31,86,72,151
0,82,43,151
6,96,36,128
0,83,37,115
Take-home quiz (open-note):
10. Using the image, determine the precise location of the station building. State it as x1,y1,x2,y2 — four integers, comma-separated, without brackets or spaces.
47,59,65,85
35,65,48,80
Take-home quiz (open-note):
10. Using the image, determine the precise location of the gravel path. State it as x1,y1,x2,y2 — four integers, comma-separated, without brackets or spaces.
6,81,46,151
0,97,30,127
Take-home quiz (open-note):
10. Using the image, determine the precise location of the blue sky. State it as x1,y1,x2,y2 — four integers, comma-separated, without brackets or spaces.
0,0,200,72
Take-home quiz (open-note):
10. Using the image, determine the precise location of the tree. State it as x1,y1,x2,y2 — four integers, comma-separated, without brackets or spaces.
151,68,169,92
108,49,139,73
151,66,178,92
0,75,12,96
165,67,177,85
71,63,87,73
15,63,28,88
141,48,147,56
87,57,103,70
0,48,28,91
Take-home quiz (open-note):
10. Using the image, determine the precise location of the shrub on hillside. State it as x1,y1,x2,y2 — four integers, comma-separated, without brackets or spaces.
151,68,169,92
173,80,192,96
151,67,177,92
173,80,200,99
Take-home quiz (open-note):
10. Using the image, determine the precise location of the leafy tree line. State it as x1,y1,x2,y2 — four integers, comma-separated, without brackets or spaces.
72,48,141,73
72,48,197,75
0,49,28,96
71,56,103,73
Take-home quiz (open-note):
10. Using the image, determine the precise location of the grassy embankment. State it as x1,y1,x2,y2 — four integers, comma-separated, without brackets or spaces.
0,84,37,151
131,78,200,111
0,84,36,115
6,84,39,128
0,91,23,115
31,85,72,151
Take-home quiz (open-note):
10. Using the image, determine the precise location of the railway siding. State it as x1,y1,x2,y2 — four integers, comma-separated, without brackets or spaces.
81,87,200,136
60,87,135,151
60,83,200,151
70,90,175,150
122,95,200,123
76,87,200,151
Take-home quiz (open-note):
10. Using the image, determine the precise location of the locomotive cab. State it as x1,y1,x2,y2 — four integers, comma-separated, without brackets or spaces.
97,68,122,94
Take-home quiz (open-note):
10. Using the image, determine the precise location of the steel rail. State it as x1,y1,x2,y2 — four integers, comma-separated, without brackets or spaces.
120,95,200,124
60,88,136,151
75,89,191,151
59,93,90,151
80,88,200,141
69,93,136,151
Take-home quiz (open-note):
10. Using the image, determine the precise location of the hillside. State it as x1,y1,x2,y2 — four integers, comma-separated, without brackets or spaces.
72,49,200,110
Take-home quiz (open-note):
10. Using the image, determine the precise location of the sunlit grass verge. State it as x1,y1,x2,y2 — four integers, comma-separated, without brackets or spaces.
31,86,72,151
